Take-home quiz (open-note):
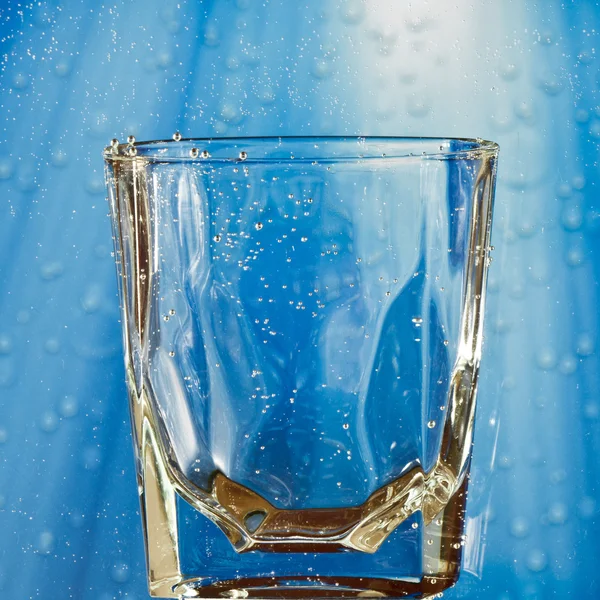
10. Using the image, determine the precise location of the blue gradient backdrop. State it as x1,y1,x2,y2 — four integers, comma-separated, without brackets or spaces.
0,1,599,598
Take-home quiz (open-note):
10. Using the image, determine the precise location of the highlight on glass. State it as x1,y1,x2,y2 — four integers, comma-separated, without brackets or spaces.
104,136,499,599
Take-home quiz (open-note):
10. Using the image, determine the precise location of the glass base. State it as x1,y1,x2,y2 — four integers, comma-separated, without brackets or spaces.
173,575,454,598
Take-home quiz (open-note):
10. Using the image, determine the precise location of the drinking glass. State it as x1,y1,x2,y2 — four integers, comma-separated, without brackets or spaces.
104,136,499,599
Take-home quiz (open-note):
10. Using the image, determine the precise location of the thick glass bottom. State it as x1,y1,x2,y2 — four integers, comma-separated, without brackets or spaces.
174,575,454,599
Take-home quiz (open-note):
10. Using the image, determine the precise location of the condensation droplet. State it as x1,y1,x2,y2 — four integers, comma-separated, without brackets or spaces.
526,550,547,572
40,411,59,433
0,336,12,355
36,531,55,555
44,338,61,355
59,395,79,418
510,517,530,538
576,333,594,357
111,562,130,584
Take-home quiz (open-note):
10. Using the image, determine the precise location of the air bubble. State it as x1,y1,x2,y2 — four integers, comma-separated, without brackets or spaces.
172,131,182,141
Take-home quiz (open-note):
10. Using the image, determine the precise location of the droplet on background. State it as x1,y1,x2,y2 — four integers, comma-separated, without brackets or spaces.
44,339,61,355
536,348,557,370
576,333,595,356
40,261,64,281
12,73,29,90
561,204,583,230
59,396,79,418
510,517,530,538
526,549,547,572
35,531,55,555
0,428,7,444
558,355,577,375
579,496,597,519
0,335,12,355
547,502,568,525
407,96,430,118
204,24,220,46
39,411,59,433
82,446,102,470
111,562,130,583
339,0,365,24
54,60,71,78
0,160,13,180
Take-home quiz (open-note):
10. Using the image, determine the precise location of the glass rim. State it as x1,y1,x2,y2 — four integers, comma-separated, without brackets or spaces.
103,135,499,163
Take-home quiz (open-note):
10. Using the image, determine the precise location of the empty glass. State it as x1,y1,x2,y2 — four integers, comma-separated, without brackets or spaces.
104,136,498,598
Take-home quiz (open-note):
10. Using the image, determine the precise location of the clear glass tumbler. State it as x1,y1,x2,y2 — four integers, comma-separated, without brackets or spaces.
104,136,498,599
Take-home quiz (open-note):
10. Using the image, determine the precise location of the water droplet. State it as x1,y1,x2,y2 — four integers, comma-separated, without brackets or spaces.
40,411,59,433
510,517,530,538
301,236,308,242
214,234,222,242
526,550,547,572
566,247,584,267
412,317,423,325
44,338,60,355
0,336,12,355
558,355,577,375
576,333,594,356
579,496,596,519
427,539,434,545
12,72,29,89
200,150,210,159
172,131,182,142
40,261,64,281
127,135,136,144
342,423,350,430
427,420,436,429
36,531,55,555
204,23,220,46
139,273,147,281
584,403,599,420
453,542,461,549
239,151,248,161
169,351,175,357
548,502,568,525
443,340,449,347
127,146,137,157
111,562,130,583
163,315,170,322
411,522,419,529
255,222,263,231
190,148,200,159
169,309,176,316
536,348,557,370
59,396,79,418
561,205,583,231
339,0,365,24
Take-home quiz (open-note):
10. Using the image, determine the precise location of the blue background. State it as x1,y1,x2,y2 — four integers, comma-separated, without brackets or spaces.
0,0,599,598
